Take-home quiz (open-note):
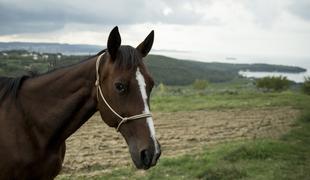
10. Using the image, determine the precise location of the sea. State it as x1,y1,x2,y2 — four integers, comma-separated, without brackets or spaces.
152,50,310,83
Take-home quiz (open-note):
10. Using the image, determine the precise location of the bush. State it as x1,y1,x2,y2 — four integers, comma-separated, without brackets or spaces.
302,76,310,95
193,79,208,90
256,76,290,92
157,83,167,95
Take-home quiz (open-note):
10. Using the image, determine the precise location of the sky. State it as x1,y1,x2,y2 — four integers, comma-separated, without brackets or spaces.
0,0,310,60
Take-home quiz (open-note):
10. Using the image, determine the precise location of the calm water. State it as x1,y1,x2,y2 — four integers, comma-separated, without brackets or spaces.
153,50,310,83
238,71,308,83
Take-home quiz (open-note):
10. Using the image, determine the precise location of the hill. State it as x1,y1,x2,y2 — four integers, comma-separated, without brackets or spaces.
145,55,306,85
0,49,306,85
0,42,103,54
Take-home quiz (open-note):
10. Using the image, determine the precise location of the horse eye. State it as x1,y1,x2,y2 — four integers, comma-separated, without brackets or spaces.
115,82,127,93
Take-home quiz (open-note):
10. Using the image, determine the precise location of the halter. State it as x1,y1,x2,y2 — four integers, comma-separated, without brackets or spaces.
95,53,152,132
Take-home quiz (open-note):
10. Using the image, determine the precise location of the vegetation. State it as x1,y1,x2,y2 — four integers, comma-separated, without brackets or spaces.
0,42,102,54
149,80,306,112
156,83,167,96
0,50,87,76
192,79,208,90
2,49,309,179
143,101,310,180
59,86,310,179
1,50,306,85
302,76,310,95
256,76,291,92
145,55,305,85
151,91,305,112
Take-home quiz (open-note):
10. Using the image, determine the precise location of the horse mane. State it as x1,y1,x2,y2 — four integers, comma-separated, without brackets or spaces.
0,76,29,101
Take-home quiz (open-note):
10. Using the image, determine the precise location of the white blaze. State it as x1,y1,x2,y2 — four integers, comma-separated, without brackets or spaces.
135,68,159,155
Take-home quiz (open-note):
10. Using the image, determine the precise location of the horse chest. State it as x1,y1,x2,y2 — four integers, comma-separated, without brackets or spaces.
37,149,65,179
25,144,66,179
0,115,65,179
0,144,66,180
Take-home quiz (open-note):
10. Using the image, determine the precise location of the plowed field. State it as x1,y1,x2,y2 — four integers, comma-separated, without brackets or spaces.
59,107,299,177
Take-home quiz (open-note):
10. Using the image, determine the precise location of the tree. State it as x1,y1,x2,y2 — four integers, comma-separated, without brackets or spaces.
158,83,167,94
256,76,290,92
302,76,310,95
193,79,208,90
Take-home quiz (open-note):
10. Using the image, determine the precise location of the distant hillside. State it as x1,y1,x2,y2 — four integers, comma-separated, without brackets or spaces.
0,47,306,85
145,55,306,85
0,42,104,54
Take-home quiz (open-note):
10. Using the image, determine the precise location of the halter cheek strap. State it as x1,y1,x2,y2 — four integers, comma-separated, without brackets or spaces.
95,53,152,132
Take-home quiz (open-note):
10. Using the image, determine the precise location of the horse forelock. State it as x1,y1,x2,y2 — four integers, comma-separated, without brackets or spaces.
114,46,142,69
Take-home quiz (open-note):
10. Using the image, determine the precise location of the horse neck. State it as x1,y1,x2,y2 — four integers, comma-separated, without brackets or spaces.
20,56,98,149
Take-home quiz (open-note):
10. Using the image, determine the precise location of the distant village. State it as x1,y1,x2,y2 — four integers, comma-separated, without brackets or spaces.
0,50,88,76
0,50,62,61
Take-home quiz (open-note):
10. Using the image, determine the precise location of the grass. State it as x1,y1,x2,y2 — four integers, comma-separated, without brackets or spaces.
59,87,310,180
61,109,310,179
151,90,308,112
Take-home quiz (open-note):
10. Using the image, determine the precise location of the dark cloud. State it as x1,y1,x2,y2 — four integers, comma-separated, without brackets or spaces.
0,4,65,34
1,0,310,36
0,0,206,35
288,0,310,21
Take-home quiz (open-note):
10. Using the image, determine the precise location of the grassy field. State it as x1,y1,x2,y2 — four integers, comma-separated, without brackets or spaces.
2,50,309,179
151,81,307,112
59,82,310,180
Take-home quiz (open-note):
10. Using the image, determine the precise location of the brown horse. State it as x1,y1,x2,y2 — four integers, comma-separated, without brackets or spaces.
0,27,161,179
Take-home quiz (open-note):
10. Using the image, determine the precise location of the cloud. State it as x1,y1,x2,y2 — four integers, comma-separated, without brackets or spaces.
0,0,209,35
0,4,65,34
288,0,310,21
0,0,309,58
244,0,286,28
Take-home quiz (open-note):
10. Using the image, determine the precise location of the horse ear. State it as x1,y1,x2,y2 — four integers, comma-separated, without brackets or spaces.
136,30,154,57
107,26,121,60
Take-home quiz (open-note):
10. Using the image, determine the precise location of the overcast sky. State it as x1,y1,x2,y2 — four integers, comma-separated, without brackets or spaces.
0,0,310,58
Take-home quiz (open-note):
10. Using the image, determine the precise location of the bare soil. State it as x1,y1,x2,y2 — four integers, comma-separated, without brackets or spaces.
59,107,299,177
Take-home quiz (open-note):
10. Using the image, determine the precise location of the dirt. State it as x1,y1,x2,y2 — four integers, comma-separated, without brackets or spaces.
59,107,299,177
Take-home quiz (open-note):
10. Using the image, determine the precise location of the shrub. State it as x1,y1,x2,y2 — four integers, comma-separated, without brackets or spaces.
193,79,208,90
256,76,290,92
157,83,167,95
302,76,310,95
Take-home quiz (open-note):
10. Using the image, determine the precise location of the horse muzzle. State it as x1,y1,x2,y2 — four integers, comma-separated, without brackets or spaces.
130,140,161,170
140,145,161,169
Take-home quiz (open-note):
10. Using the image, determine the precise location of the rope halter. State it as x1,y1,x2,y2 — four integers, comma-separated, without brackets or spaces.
95,53,152,132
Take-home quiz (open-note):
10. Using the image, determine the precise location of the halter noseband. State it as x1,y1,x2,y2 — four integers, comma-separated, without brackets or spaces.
95,53,152,132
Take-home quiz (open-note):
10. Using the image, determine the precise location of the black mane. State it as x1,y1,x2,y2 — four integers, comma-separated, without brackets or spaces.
0,51,100,102
0,76,28,101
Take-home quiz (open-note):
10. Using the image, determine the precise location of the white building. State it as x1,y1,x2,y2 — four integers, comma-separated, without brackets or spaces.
42,55,49,60
33,54,38,60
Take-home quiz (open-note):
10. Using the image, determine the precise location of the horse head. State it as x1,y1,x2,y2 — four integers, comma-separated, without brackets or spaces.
96,27,161,169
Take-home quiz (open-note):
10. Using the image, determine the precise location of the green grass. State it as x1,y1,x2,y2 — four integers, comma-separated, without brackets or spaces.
59,82,310,180
151,90,308,112
59,89,310,180
61,107,310,179
150,82,308,112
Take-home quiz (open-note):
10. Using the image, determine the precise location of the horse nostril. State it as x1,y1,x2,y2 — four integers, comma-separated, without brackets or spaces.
141,149,152,168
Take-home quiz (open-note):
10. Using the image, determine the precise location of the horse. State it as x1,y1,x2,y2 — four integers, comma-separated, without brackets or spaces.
0,26,161,179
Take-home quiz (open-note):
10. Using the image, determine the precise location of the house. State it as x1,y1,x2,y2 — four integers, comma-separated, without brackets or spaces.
42,55,49,60
33,54,39,60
